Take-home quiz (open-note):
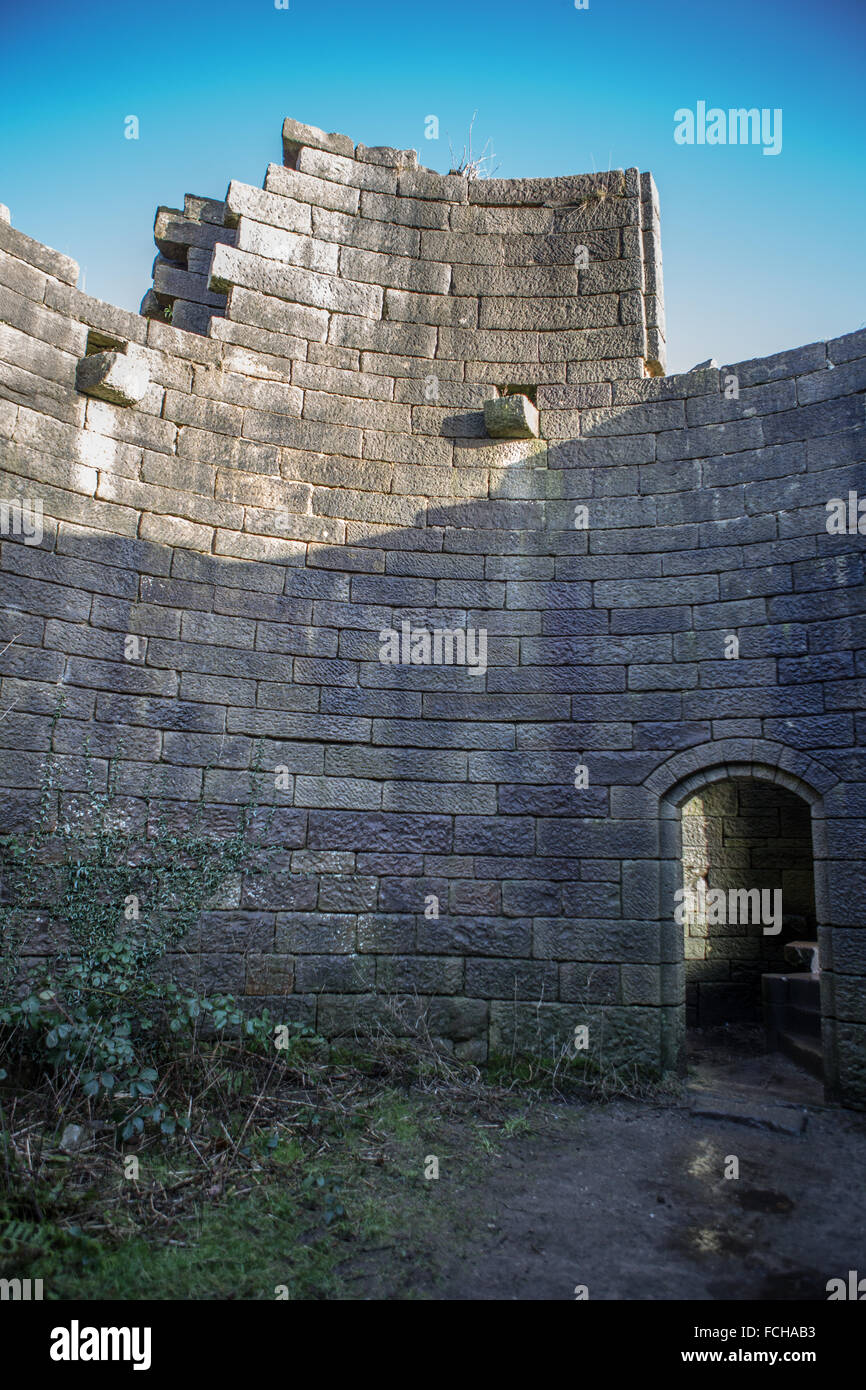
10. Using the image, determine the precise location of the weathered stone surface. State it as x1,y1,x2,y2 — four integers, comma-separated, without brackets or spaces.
484,394,540,439
282,116,354,162
355,144,418,170
296,146,397,194
397,169,468,202
210,244,382,318
245,953,295,995
75,350,150,406
2,112,865,1106
224,181,312,236
265,163,360,216
0,218,79,284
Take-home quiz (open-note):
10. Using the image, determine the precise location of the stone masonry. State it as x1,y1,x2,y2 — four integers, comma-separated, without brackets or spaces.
0,117,864,1102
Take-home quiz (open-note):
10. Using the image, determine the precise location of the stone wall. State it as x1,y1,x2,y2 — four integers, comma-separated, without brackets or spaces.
0,118,864,1102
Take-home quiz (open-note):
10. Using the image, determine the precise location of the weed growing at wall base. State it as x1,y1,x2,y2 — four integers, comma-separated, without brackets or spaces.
0,701,313,1134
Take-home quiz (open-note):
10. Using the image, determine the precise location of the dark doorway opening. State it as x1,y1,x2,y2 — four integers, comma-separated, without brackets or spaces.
681,776,823,1085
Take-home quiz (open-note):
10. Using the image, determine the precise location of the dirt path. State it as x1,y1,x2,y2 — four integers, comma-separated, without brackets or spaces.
374,1042,866,1301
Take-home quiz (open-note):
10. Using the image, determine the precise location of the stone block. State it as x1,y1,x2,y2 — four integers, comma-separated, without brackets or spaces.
245,952,294,996
377,955,464,994
295,955,376,992
397,169,468,202
212,244,382,318
282,116,354,161
235,218,338,275
621,964,662,1006
355,143,418,170
296,146,397,194
75,350,150,406
224,181,312,236
360,189,450,230
484,395,540,439
465,957,557,1000
559,962,620,1004
357,913,416,953
426,996,488,1041
0,218,78,285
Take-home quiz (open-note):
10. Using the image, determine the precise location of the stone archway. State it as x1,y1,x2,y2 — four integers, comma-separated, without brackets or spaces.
679,777,821,1077
644,740,837,1095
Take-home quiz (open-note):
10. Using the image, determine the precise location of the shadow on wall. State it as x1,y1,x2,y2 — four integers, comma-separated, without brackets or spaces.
0,450,863,1083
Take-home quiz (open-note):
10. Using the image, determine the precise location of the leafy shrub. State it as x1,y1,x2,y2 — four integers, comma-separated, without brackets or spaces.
0,706,317,1135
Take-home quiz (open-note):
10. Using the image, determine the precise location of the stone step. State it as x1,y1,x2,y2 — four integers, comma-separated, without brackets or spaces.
779,1004,822,1039
777,1029,824,1081
687,1086,809,1135
762,972,820,1018
784,940,820,972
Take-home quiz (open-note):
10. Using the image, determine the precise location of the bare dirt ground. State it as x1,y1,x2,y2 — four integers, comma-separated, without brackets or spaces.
360,1031,866,1301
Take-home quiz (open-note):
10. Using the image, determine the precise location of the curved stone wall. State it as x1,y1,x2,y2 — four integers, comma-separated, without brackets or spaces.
0,118,864,1103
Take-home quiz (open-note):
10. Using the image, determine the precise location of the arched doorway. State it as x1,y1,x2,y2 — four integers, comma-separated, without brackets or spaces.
680,776,821,1077
648,742,837,1100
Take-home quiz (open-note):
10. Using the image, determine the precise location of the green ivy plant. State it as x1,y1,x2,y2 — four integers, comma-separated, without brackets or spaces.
0,700,314,1136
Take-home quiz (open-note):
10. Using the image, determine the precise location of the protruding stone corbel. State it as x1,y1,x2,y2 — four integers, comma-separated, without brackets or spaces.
75,344,150,407
483,393,540,440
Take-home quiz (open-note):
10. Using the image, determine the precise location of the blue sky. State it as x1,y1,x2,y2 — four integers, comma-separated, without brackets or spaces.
1,0,864,373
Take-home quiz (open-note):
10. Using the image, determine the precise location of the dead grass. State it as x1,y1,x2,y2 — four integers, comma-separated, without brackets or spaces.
0,994,672,1297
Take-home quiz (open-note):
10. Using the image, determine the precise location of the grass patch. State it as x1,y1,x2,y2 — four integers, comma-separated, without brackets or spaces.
0,1034,565,1300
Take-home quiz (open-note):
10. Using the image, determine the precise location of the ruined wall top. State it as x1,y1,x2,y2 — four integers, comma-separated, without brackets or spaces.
142,115,666,385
